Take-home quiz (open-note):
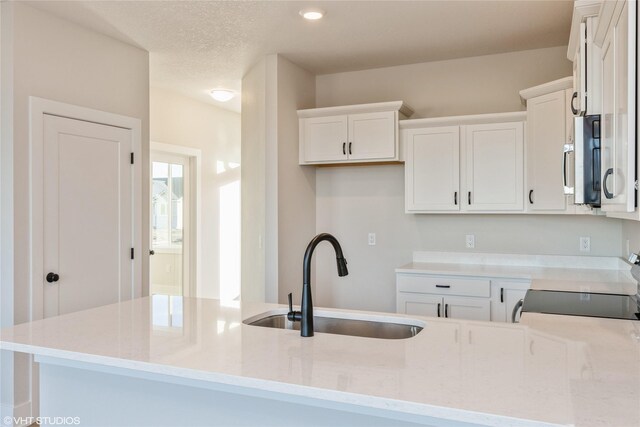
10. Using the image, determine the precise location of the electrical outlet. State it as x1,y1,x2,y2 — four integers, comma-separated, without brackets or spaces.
579,236,591,252
465,234,475,249
368,233,376,246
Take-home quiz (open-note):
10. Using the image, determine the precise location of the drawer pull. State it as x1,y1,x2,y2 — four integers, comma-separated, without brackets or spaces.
435,284,451,288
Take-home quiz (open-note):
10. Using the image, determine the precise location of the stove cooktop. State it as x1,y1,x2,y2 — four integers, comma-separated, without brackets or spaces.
522,289,640,321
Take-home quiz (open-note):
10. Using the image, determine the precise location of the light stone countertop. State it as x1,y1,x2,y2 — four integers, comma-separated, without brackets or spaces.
396,252,638,295
1,296,639,427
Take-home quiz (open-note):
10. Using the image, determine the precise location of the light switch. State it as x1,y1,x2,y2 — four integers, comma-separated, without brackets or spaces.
368,233,376,246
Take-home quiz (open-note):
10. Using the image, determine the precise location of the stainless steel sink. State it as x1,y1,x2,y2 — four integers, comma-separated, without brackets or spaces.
244,311,424,339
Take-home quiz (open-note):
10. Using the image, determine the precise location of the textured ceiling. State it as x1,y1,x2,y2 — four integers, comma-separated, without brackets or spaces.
27,1,573,112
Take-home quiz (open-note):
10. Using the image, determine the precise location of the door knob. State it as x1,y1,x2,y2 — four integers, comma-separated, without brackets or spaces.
46,272,59,283
149,250,155,255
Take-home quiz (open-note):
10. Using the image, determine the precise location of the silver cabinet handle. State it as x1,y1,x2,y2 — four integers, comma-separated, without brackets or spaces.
512,299,524,323
603,168,614,199
563,144,574,195
563,143,575,194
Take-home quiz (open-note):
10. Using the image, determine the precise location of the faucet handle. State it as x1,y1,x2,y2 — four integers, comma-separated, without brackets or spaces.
287,293,302,322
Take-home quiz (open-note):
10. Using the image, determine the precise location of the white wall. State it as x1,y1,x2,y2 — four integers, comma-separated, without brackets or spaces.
150,87,241,300
241,55,316,304
316,46,573,118
241,58,268,302
315,166,623,313
275,56,316,305
313,47,625,313
0,2,149,418
622,220,640,258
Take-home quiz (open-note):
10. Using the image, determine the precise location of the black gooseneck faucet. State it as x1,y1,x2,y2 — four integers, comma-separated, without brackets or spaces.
287,233,348,337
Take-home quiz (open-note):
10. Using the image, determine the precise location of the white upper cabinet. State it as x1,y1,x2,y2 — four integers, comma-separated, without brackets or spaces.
519,78,578,213
402,112,525,214
567,2,603,116
464,122,524,211
405,126,460,212
348,111,396,160
596,0,636,213
298,101,413,165
301,115,348,163
526,91,568,211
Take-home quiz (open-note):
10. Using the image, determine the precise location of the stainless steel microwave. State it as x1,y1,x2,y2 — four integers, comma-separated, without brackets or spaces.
564,115,601,207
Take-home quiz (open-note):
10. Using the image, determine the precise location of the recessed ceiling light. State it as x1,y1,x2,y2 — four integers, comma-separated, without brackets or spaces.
300,8,324,20
210,89,235,102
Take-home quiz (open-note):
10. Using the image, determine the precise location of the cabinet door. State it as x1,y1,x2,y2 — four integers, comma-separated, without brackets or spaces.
405,126,460,211
601,1,636,213
577,21,588,114
490,282,529,322
347,111,396,160
464,122,524,211
443,296,490,321
526,91,568,211
300,115,348,163
397,292,443,318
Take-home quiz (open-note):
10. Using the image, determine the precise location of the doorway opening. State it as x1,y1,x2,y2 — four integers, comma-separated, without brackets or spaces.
150,143,201,297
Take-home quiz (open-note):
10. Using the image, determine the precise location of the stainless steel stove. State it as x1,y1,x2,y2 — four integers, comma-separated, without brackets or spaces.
521,289,640,321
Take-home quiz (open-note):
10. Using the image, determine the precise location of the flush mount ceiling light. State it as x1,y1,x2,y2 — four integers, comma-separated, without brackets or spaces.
299,8,325,20
210,89,235,102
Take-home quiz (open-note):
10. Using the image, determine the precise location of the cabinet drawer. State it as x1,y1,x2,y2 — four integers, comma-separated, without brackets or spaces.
397,274,490,297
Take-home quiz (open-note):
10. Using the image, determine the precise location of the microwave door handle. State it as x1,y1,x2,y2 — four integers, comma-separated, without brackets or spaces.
563,144,575,195
603,168,614,199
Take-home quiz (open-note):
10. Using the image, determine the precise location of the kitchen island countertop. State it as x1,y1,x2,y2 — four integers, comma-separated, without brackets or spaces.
1,296,639,426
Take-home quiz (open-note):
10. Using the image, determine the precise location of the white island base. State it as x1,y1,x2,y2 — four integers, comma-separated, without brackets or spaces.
37,356,480,427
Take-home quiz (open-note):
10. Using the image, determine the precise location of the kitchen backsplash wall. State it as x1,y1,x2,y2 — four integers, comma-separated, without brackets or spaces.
312,46,625,313
314,166,622,313
622,220,640,258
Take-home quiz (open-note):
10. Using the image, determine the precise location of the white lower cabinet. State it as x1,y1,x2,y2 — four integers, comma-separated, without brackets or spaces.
397,292,490,321
396,274,491,321
443,296,491,321
397,273,530,323
490,281,530,323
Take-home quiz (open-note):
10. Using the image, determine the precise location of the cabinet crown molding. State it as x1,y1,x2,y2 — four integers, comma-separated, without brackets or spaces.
519,77,573,103
297,101,414,119
399,111,526,129
567,0,603,59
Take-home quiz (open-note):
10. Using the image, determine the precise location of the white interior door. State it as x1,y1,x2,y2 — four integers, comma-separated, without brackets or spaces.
43,114,133,317
150,152,190,296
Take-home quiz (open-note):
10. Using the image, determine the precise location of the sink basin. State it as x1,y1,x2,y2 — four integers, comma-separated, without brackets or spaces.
244,310,424,339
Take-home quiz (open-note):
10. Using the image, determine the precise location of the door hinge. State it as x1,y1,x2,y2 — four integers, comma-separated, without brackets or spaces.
635,180,639,191
130,248,134,260
130,152,134,164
